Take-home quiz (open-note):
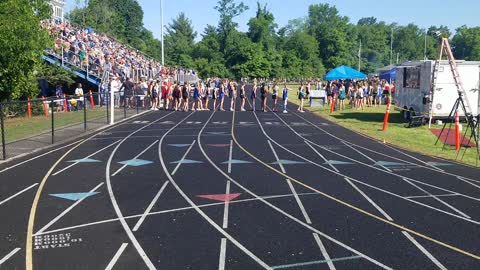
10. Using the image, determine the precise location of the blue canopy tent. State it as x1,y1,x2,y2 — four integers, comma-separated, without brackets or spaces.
379,68,396,81
324,65,367,81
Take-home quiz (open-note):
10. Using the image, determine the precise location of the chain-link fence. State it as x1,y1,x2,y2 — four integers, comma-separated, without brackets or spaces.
0,92,152,160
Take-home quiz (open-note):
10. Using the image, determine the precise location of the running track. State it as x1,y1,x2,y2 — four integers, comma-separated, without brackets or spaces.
0,96,479,270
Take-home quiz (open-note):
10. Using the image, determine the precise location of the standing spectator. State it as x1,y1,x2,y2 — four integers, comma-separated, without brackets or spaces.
75,83,84,108
119,77,134,108
55,84,64,112
110,75,121,107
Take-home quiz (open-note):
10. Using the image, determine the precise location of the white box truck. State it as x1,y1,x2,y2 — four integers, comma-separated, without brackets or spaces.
394,60,480,119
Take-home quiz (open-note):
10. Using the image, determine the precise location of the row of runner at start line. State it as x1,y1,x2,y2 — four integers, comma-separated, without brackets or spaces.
114,79,299,113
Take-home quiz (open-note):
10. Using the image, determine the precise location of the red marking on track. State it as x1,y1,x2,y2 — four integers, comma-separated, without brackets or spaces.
207,144,230,147
196,193,241,202
431,128,475,147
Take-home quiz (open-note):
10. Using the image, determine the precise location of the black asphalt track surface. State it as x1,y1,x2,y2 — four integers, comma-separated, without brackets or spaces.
0,92,479,270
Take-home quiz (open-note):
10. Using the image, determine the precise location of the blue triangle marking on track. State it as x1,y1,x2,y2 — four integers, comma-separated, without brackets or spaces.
426,162,454,166
49,192,99,201
168,144,191,147
171,159,203,164
68,158,101,163
221,159,253,164
375,161,407,166
324,160,354,165
118,159,154,166
271,159,305,165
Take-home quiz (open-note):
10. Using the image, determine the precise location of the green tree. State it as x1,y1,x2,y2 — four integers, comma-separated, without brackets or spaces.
215,0,248,54
452,26,480,61
247,2,277,50
356,17,391,73
0,0,52,100
164,12,197,68
307,4,353,69
393,24,426,63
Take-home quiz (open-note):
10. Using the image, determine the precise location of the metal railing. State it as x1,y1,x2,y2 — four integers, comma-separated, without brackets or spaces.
0,91,152,160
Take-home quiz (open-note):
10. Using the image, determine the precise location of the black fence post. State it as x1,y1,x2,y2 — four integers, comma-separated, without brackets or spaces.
51,100,55,144
83,96,87,131
0,103,6,160
136,95,139,114
123,94,127,119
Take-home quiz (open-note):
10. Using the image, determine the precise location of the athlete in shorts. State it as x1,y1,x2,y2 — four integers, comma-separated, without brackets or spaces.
282,83,289,113
250,83,257,111
218,81,225,111
240,81,246,111
272,82,279,112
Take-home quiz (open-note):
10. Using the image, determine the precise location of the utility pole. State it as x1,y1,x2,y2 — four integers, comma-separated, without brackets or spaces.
390,28,393,66
161,0,165,66
424,30,427,61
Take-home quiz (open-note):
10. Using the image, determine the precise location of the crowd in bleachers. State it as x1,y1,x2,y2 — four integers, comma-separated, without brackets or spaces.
41,19,196,82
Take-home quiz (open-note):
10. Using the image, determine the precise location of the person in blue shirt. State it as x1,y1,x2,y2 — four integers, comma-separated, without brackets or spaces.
282,83,289,113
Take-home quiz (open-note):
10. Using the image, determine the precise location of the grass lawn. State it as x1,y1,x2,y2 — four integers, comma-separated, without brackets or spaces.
3,108,107,143
285,84,479,167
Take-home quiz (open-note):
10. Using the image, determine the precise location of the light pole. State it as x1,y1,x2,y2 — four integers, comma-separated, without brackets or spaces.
390,28,393,66
161,0,165,66
424,30,427,61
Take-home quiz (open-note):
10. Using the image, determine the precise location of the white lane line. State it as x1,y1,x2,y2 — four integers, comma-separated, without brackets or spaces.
255,110,480,224
37,192,321,236
285,179,312,224
0,183,38,206
401,177,471,219
133,181,169,232
111,139,159,177
171,140,196,176
301,131,480,204
313,233,336,270
341,142,392,172
35,182,104,235
267,140,312,223
457,176,480,184
210,113,393,270
269,111,450,269
52,140,121,176
305,139,393,221
0,141,78,174
160,111,272,269
227,140,233,174
105,111,175,270
222,181,231,229
381,143,445,172
0,248,21,265
105,243,128,270
304,140,339,173
405,194,460,199
401,232,448,270
344,177,394,221
218,238,227,270
292,112,480,188
456,176,480,189
267,140,286,173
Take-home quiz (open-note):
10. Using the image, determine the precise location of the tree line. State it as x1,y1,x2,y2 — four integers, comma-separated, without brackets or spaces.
69,0,480,80
1,0,480,101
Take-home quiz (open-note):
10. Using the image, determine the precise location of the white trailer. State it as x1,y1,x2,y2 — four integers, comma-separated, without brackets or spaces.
394,60,480,119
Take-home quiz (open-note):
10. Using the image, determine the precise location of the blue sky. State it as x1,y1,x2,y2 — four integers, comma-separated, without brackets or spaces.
66,0,479,40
